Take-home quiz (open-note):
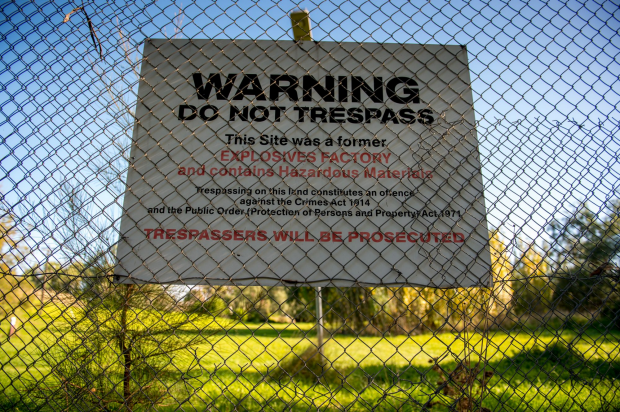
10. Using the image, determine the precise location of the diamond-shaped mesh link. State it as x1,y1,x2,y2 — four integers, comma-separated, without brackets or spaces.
1,1,619,411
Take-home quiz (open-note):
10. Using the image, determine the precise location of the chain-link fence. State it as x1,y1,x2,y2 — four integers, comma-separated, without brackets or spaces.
1,1,619,411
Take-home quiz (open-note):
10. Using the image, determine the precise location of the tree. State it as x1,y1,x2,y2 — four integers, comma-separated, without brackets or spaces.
511,241,552,316
548,200,620,314
286,286,318,322
285,230,518,336
30,252,217,410
0,211,34,318
549,200,619,271
487,230,513,318
388,287,451,333
285,286,387,335
324,287,385,335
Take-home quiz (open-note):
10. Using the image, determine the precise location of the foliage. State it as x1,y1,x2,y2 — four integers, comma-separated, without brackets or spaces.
281,230,516,336
388,287,452,334
426,360,493,412
511,241,552,316
24,260,84,296
286,286,317,322
30,143,217,411
549,200,620,270
287,287,397,335
548,200,620,314
185,285,229,316
384,231,513,335
0,212,34,318
216,286,290,322
487,230,513,320
29,257,215,410
324,287,384,334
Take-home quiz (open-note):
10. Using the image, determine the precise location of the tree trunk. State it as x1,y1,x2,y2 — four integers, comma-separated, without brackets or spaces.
120,285,135,410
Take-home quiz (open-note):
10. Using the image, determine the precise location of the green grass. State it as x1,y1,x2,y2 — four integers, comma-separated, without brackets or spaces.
1,305,619,411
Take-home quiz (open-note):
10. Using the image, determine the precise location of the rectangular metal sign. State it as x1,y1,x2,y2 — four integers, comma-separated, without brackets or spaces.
115,39,491,287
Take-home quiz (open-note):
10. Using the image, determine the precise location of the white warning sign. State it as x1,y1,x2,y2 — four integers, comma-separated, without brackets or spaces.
115,39,491,287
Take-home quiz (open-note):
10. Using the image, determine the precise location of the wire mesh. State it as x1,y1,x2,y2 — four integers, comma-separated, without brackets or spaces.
1,1,619,411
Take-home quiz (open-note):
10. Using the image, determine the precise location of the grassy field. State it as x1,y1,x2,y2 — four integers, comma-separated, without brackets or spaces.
1,305,619,411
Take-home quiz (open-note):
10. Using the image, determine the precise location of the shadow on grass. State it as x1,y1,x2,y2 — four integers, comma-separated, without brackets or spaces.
212,326,315,339
0,395,40,412
145,325,620,411
262,340,620,411
486,342,620,412
175,323,315,340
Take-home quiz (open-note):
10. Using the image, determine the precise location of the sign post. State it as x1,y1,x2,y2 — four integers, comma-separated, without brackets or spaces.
8,316,17,339
290,9,326,370
290,9,312,42
315,286,325,370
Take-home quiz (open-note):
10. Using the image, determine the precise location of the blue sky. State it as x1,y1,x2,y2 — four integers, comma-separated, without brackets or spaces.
0,0,618,267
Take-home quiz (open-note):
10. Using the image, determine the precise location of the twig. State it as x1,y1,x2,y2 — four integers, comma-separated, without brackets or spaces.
63,6,103,59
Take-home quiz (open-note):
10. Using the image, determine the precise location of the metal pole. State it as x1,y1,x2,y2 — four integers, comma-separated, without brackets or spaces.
40,249,51,305
315,286,324,348
8,316,17,339
315,286,325,365
290,7,325,375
